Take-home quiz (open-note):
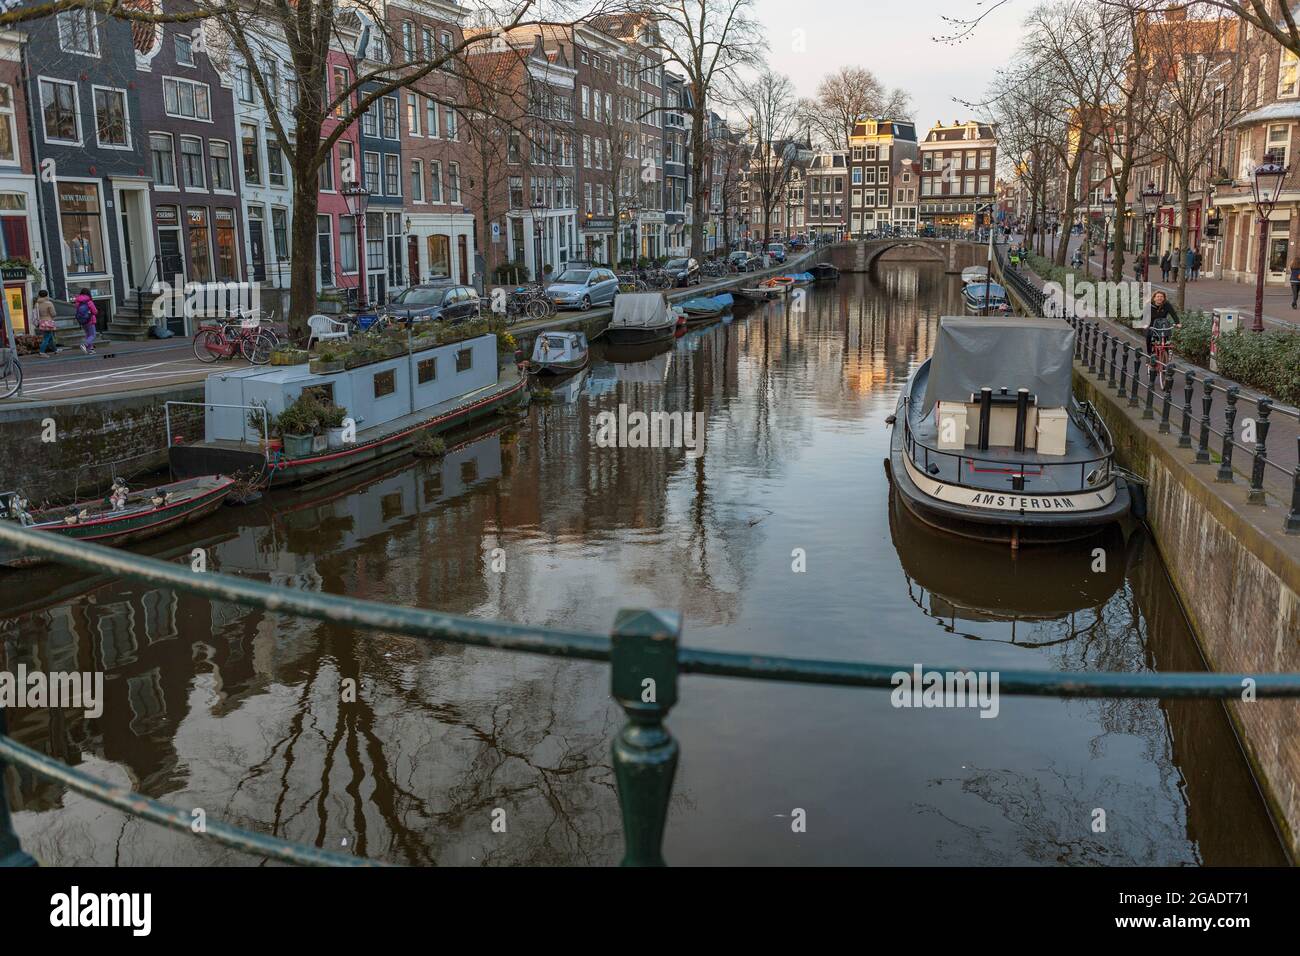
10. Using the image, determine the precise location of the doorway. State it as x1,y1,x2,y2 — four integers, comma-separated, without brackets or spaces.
248,211,267,282
458,235,469,284
115,188,155,298
408,236,420,286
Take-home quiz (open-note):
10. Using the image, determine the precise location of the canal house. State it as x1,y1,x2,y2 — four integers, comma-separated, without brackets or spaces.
0,28,46,335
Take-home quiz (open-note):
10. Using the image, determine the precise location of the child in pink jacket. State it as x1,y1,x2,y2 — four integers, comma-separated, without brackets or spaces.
74,288,98,353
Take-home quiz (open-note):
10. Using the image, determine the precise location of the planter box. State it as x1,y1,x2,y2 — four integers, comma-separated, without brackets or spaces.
270,350,310,366
310,358,345,375
283,433,314,458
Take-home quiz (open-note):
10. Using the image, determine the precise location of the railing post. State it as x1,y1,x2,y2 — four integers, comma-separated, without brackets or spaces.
1217,386,1240,483
1179,370,1195,448
1248,398,1272,505
0,708,38,867
1159,365,1175,434
1287,437,1300,533
610,608,681,867
1143,356,1156,420
1196,377,1214,464
1088,323,1099,374
1119,342,1129,396
1098,331,1110,380
1129,350,1141,407
1107,335,1117,389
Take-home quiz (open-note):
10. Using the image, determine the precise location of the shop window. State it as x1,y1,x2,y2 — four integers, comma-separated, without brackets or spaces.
59,182,105,274
214,208,238,281
186,206,212,282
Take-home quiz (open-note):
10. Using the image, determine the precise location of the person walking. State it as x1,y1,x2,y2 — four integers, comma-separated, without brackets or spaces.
1170,247,1181,282
35,289,58,356
74,288,98,353
1193,248,1203,281
1160,250,1171,282
1184,246,1195,282
1290,257,1300,309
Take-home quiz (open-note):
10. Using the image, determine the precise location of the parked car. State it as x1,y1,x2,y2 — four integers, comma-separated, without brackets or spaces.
767,242,787,263
663,257,701,286
546,267,621,310
386,282,480,324
727,251,752,272
744,255,765,271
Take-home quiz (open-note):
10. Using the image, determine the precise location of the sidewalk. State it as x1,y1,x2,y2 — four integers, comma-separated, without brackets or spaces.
1001,241,1299,502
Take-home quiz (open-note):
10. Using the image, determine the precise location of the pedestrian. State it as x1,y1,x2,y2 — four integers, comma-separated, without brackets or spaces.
1160,250,1171,281
1290,257,1300,308
1171,248,1180,282
1193,249,1203,281
1184,246,1195,282
35,289,58,356
74,288,98,353
1145,290,1181,354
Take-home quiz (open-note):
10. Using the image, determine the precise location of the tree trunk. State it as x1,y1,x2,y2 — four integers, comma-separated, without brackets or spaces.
1177,184,1190,311
690,105,707,258
1111,164,1133,283
288,169,321,345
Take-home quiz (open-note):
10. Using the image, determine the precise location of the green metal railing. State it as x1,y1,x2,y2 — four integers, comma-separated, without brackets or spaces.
2,521,1300,867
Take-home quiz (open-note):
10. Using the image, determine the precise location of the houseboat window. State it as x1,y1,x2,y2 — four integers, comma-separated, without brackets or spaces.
58,182,105,275
418,357,436,383
455,348,472,373
381,492,403,521
460,460,478,483
373,369,396,397
214,208,238,281
186,207,212,282
303,384,334,404
0,86,14,162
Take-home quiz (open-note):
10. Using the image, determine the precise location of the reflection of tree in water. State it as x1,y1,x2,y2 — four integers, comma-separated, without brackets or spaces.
919,762,1196,866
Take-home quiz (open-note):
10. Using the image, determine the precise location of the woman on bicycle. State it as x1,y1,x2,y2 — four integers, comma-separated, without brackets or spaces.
1145,290,1180,354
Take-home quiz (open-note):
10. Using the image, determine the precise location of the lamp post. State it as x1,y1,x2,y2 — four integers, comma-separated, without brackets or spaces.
1251,154,1289,332
626,199,642,265
1140,182,1162,284
342,182,371,311
530,197,547,285
1046,205,1058,258
1101,194,1117,280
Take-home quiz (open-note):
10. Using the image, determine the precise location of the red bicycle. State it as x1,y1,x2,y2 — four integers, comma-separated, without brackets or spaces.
192,314,278,365
1150,327,1178,393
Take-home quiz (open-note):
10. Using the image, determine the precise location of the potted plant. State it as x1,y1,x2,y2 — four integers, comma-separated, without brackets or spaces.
246,401,281,455
276,394,321,459
270,345,310,366
321,402,349,449
310,343,347,375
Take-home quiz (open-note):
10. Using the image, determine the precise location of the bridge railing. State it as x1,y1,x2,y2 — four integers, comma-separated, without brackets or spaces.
3,502,1300,867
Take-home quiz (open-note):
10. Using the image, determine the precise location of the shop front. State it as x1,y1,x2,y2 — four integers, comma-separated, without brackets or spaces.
0,181,42,334
580,216,615,265
54,179,115,327
405,211,475,286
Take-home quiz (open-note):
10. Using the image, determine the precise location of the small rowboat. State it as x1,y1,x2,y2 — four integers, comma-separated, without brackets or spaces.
808,263,840,281
529,331,589,375
735,286,782,302
0,475,237,568
677,293,734,322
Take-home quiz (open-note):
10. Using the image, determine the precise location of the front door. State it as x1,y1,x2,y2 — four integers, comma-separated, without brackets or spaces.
120,209,136,289
458,235,469,284
408,236,420,286
249,219,267,282
156,230,185,334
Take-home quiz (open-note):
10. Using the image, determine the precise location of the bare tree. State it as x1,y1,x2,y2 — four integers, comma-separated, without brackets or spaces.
735,70,802,247
634,0,765,258
799,65,910,151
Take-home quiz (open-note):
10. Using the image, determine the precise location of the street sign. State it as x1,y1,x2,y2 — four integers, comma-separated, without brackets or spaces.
491,222,501,243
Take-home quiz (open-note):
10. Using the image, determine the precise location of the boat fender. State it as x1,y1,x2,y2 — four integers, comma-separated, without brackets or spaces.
1128,480,1147,520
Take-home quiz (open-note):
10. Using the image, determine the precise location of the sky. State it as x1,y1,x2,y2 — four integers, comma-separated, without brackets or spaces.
752,0,1025,134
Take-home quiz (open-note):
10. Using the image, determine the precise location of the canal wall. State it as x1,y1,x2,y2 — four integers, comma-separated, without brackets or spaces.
0,383,203,502
1076,360,1300,862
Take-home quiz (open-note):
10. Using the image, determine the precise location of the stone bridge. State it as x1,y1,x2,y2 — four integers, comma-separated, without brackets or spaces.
826,238,986,275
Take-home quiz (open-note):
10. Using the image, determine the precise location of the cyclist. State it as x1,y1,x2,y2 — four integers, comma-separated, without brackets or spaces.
1145,289,1180,354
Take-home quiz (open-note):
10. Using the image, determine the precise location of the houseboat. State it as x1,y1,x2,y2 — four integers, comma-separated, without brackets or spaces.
887,316,1132,546
808,263,841,281
605,293,677,345
168,334,528,489
0,476,236,568
529,331,589,375
961,266,990,285
962,281,1010,315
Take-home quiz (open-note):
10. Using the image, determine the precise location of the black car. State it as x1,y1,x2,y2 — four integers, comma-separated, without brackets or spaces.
385,283,480,324
664,257,701,286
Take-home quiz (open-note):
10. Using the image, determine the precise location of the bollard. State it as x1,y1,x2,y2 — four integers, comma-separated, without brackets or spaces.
1288,437,1300,534
1248,399,1272,505
1143,357,1156,420
1129,350,1141,407
610,608,681,867
1217,386,1240,483
1179,370,1195,448
1119,343,1130,396
1107,335,1117,389
0,708,38,867
1159,365,1175,434
1196,377,1214,464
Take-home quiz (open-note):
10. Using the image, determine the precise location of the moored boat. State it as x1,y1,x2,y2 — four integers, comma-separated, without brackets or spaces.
677,292,734,322
808,263,840,281
605,292,677,345
887,316,1132,546
529,330,589,375
0,476,236,568
961,265,990,285
962,281,1010,315
734,286,782,302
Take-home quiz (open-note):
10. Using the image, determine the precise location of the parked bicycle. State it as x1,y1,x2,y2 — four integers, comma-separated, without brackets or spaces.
0,347,21,400
192,314,278,365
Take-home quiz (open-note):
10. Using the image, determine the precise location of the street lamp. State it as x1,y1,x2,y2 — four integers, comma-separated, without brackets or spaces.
625,199,642,265
1100,194,1117,280
342,182,371,311
1046,205,1058,257
1251,154,1289,332
1140,182,1162,283
530,197,547,284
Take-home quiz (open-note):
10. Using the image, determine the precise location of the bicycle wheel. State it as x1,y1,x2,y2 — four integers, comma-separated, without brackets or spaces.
0,356,22,399
193,328,226,363
525,299,548,320
242,330,275,365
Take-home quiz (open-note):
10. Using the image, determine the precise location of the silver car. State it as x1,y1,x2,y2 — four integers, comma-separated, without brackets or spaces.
546,267,621,311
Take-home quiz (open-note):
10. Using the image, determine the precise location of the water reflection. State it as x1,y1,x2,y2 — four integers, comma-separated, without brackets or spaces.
1,265,1284,865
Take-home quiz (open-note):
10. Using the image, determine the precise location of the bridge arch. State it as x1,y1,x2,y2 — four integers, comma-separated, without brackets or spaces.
827,238,982,275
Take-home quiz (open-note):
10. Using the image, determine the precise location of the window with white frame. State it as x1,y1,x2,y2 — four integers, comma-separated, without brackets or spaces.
164,77,211,121
382,97,399,139
265,135,284,187
448,162,461,203
175,32,195,66
0,86,18,163
410,159,424,201
363,151,380,192
1282,50,1299,98
430,161,443,203
384,153,400,195
40,79,80,144
426,96,439,137
209,140,232,190
93,88,129,148
1268,123,1291,166
179,135,204,188
58,9,99,56
407,93,421,135
151,133,176,187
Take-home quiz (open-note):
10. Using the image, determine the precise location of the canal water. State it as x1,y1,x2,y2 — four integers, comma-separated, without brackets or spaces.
1,262,1285,865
